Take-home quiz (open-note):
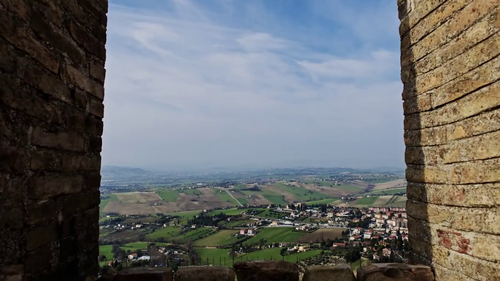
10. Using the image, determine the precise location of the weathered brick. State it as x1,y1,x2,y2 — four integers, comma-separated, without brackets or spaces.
31,149,62,171
28,175,83,199
2,0,31,21
89,61,106,83
407,182,500,207
34,0,64,27
399,0,446,34
29,10,84,65
405,0,499,68
27,199,56,225
62,154,100,171
26,223,58,251
88,136,102,153
0,200,24,229
65,65,104,100
407,34,500,97
68,21,106,60
25,244,53,274
407,9,500,81
0,76,63,125
84,173,101,190
0,142,28,174
18,63,71,103
32,127,85,152
0,9,59,74
89,98,104,118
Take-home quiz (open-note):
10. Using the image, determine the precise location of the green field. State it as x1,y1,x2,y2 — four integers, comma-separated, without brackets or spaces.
256,209,287,219
262,195,287,205
214,191,239,205
208,208,251,216
166,210,201,219
196,248,321,267
99,245,114,261
181,228,215,242
336,184,364,192
156,190,180,202
222,219,254,227
304,180,333,187
354,197,379,205
305,198,337,205
366,188,407,195
233,184,248,190
385,195,407,207
181,189,201,195
245,228,304,244
146,226,183,240
194,230,241,246
100,194,118,215
237,197,249,205
273,183,327,201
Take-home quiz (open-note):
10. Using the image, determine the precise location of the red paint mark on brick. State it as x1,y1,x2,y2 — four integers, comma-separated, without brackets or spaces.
437,229,470,254
457,237,471,254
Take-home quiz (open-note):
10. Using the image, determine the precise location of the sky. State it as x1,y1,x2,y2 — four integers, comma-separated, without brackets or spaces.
102,0,404,171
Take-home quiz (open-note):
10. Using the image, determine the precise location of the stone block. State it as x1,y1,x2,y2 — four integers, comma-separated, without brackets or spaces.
303,264,355,281
234,260,299,281
28,175,83,199
90,60,106,82
31,126,85,152
174,266,235,281
65,64,104,100
114,267,172,281
29,9,84,65
68,21,106,60
357,263,434,281
90,98,104,117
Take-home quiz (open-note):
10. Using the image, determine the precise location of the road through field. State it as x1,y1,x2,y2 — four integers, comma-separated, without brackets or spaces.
225,190,243,207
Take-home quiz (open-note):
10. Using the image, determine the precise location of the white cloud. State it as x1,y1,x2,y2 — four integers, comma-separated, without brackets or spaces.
102,1,404,170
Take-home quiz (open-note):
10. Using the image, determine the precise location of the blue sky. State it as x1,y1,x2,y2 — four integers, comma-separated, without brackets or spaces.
102,0,404,171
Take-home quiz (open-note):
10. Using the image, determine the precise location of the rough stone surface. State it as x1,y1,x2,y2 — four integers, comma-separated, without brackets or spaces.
357,263,434,281
234,261,299,281
174,266,235,281
114,267,172,281
0,0,107,279
400,0,500,279
303,264,355,281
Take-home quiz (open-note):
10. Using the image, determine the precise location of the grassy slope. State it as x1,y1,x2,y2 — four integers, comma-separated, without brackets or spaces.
156,190,179,202
99,194,118,215
245,228,304,244
273,183,327,201
213,190,239,206
354,197,379,205
194,230,241,246
146,226,183,240
305,198,337,205
208,208,251,216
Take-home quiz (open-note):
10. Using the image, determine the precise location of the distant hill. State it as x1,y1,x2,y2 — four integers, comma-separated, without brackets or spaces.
101,166,151,180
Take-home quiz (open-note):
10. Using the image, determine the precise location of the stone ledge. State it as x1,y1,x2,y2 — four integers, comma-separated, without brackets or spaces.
174,266,235,281
114,267,173,281
303,264,355,281
234,260,299,281
357,263,434,281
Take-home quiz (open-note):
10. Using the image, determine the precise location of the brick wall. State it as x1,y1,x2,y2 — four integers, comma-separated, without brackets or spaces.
0,0,107,280
399,0,500,280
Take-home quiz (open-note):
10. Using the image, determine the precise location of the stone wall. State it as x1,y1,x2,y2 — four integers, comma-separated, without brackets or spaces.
399,0,500,280
105,262,435,281
0,0,107,280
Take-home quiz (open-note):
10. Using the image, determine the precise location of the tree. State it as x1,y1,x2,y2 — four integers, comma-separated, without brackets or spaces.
344,248,361,263
280,248,287,260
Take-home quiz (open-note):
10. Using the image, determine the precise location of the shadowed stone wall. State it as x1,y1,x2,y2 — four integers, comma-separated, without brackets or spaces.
0,0,107,280
398,0,500,280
